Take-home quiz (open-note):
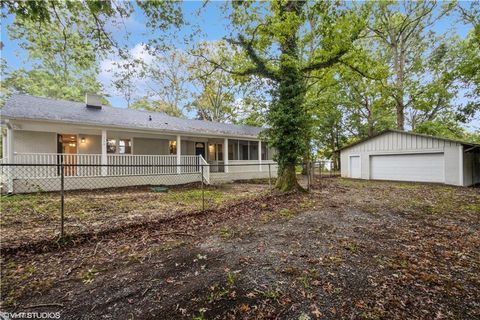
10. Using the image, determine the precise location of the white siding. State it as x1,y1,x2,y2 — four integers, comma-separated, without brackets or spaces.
78,135,101,154
132,138,169,155
13,130,56,154
340,131,464,186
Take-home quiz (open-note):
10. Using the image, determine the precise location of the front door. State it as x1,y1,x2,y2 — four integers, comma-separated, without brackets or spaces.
195,142,205,158
58,134,78,176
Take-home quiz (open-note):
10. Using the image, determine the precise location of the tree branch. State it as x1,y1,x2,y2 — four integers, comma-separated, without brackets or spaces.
226,35,278,80
301,48,349,73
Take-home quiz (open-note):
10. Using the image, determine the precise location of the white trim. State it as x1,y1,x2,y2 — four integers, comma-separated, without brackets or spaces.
2,131,7,159
7,126,14,164
101,129,107,176
176,135,181,174
348,154,361,178
258,140,262,171
459,145,464,186
224,138,229,173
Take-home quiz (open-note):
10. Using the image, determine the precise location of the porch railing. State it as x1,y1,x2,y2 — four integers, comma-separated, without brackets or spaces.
11,153,204,178
199,155,210,184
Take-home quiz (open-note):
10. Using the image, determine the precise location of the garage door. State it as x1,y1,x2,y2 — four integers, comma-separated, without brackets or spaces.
370,153,444,183
349,156,361,178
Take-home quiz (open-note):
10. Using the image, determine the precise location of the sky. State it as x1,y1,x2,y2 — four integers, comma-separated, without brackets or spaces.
1,1,478,131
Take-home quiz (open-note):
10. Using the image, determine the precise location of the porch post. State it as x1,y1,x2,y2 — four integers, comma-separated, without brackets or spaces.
6,126,14,193
2,129,8,160
176,135,181,174
224,138,229,173
258,140,262,172
101,129,107,176
7,126,14,164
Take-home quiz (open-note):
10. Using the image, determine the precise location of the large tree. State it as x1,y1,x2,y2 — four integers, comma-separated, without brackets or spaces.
2,3,108,102
1,0,183,103
188,42,240,122
203,1,367,191
368,0,455,130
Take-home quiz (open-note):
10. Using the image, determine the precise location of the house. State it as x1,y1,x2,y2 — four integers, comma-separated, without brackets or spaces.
339,129,480,186
1,94,277,193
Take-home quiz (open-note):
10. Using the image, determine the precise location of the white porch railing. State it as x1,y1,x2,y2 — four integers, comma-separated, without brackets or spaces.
199,155,210,184
11,153,206,179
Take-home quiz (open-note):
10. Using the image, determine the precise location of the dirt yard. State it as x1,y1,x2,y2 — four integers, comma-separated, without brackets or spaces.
0,182,269,250
1,178,479,319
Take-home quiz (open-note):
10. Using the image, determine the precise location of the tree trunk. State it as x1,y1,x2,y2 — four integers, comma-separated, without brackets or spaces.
275,162,303,192
392,39,406,131
270,0,308,192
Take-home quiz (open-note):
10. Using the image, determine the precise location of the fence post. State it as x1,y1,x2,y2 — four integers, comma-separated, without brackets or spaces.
268,163,272,190
60,161,65,239
201,164,205,212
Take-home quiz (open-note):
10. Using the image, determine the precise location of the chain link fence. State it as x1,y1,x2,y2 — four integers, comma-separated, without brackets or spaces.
0,161,337,248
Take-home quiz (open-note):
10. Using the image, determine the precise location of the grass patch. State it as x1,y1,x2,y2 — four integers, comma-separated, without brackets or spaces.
279,208,295,219
218,226,235,240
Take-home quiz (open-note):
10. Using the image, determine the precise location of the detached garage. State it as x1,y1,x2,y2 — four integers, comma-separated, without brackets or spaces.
340,130,480,187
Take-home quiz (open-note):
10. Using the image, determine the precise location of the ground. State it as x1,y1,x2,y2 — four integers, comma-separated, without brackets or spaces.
1,178,479,320
1,182,268,249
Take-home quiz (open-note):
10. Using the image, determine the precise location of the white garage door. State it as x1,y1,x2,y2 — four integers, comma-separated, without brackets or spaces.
349,156,361,178
370,153,444,183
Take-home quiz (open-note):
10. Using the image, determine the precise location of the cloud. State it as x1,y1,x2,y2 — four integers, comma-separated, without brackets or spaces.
98,43,155,103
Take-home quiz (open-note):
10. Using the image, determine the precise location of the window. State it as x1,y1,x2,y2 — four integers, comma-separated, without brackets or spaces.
207,143,215,160
249,141,259,160
118,139,131,154
261,144,268,160
239,140,249,160
107,138,132,154
169,140,177,155
228,140,238,160
228,139,265,160
217,144,223,161
107,139,117,153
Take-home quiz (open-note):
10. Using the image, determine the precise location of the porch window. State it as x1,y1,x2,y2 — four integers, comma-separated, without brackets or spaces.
118,139,131,154
217,144,223,161
261,144,268,160
107,138,132,154
107,139,117,153
169,140,176,155
249,141,259,160
228,140,238,160
228,139,263,161
239,140,249,160
207,143,224,161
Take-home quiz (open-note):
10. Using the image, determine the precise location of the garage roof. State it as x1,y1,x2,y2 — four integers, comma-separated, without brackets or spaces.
339,129,480,151
1,94,263,138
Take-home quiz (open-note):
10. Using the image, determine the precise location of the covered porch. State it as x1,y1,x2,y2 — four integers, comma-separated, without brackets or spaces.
1,123,277,193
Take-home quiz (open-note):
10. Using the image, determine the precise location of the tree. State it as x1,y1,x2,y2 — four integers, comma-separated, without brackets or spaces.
455,1,480,122
2,5,106,102
1,0,183,103
369,0,455,130
205,1,367,191
188,42,240,122
130,50,190,116
334,42,394,138
130,98,183,117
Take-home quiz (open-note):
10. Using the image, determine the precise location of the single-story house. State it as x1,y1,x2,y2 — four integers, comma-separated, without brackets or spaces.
339,129,480,187
1,94,277,193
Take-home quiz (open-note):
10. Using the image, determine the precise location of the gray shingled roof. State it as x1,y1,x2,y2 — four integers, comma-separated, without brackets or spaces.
1,94,263,138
